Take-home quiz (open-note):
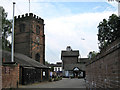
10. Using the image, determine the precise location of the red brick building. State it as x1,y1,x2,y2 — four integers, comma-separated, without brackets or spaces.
2,50,49,86
14,13,45,64
1,13,50,88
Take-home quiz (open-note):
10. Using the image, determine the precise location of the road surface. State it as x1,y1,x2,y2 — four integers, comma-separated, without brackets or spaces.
19,78,86,88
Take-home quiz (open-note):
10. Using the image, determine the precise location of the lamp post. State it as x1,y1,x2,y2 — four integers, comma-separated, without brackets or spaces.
11,2,15,62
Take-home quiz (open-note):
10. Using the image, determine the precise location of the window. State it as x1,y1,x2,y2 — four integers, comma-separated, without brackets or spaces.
4,67,10,74
58,67,60,71
36,25,40,34
55,67,57,71
19,24,25,32
35,53,40,62
43,71,45,76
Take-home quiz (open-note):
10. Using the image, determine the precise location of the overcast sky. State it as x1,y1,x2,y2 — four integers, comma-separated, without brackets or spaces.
0,0,118,63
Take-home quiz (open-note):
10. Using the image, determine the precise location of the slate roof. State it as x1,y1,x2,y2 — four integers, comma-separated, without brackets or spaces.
61,50,79,57
1,50,48,68
46,63,62,67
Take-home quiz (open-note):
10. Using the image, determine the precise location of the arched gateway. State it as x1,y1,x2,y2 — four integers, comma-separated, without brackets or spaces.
73,67,80,78
73,67,85,78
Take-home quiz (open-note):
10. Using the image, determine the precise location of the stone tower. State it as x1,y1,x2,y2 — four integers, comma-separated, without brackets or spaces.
14,13,45,65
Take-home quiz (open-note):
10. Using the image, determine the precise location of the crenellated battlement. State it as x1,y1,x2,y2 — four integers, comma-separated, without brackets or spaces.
15,13,44,24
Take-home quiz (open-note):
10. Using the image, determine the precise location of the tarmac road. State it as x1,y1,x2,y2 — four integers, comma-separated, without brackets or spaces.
19,78,86,88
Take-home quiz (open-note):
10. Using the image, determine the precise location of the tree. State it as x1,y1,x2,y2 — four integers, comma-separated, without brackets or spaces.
50,66,54,72
45,61,54,71
2,8,12,51
108,14,120,40
97,14,119,50
45,61,50,65
87,51,98,59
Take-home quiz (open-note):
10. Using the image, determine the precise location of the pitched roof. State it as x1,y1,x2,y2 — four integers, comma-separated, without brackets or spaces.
61,50,79,57
46,63,62,67
1,50,48,68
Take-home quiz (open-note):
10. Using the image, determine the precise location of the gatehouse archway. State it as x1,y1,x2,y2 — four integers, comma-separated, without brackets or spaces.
73,67,85,78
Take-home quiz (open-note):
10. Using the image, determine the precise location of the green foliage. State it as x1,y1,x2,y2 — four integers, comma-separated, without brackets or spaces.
97,14,119,50
45,61,50,65
88,51,98,59
49,76,62,82
2,8,12,51
45,61,54,71
50,66,54,72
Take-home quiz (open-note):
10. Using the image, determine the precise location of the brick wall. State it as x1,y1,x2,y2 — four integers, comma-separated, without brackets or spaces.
2,63,19,88
86,38,120,89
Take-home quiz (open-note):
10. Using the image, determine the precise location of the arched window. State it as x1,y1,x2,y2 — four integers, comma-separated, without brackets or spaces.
19,24,25,32
35,53,40,62
36,25,40,34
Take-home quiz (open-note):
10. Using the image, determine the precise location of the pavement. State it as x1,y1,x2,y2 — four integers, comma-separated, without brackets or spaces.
19,78,86,88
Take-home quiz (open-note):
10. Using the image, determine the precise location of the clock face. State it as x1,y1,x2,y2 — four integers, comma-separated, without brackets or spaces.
36,36,40,43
